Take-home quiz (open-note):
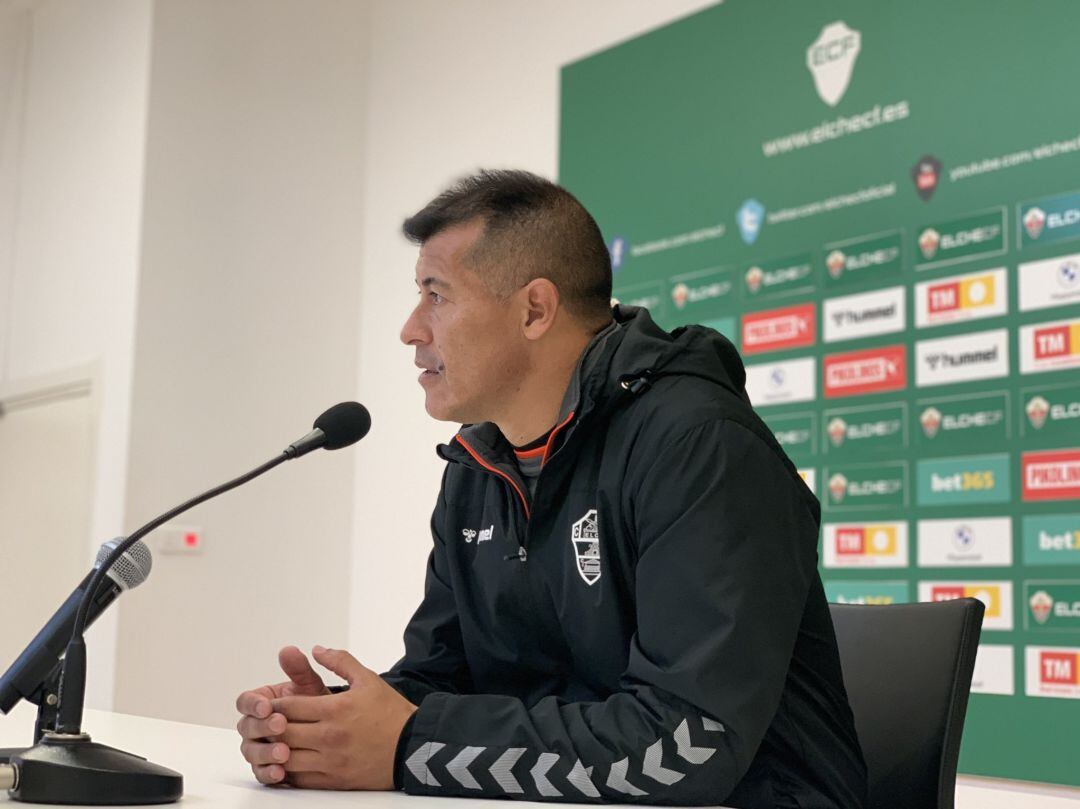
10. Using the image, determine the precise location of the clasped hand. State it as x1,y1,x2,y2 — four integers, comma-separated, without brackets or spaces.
235,645,417,789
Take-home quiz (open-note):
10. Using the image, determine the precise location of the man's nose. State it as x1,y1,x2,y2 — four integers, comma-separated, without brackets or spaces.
400,303,430,346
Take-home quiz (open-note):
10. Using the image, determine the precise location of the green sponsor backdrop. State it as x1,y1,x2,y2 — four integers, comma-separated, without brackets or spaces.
560,0,1080,786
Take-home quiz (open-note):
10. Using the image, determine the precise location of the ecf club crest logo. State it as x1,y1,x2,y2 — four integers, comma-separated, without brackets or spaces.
806,21,861,107
571,509,601,586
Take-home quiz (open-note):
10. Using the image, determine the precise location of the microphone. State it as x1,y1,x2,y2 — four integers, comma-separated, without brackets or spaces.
0,539,152,718
0,402,370,805
286,400,371,458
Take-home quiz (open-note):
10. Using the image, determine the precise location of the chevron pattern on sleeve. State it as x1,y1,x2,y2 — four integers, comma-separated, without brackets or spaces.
404,715,726,798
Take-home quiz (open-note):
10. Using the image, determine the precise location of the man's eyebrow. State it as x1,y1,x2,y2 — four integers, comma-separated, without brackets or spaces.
418,277,452,290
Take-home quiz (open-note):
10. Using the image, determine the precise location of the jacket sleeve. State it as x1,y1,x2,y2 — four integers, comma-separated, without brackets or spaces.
398,418,819,805
380,471,474,705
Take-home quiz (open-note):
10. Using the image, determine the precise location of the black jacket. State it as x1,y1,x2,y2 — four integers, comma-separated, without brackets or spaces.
383,306,867,808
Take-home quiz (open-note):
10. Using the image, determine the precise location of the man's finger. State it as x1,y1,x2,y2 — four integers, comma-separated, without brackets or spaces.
281,748,324,773
278,646,326,691
235,686,276,718
271,694,334,722
279,720,323,751
253,763,286,785
310,645,373,687
240,739,290,767
289,771,335,790
236,713,286,741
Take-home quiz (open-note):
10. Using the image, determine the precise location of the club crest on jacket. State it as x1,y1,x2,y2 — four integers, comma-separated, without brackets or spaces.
571,509,602,586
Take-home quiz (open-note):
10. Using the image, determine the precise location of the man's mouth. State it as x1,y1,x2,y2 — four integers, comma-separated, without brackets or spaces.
416,361,443,383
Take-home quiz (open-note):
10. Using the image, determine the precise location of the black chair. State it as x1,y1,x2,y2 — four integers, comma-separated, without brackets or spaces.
829,598,985,809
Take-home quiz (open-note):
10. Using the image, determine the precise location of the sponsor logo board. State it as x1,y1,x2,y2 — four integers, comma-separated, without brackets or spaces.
824,580,909,604
918,580,1013,630
823,402,906,456
1024,514,1080,566
821,230,903,290
1021,383,1080,439
822,521,909,567
742,253,815,299
917,516,1012,567
745,357,816,407
741,302,816,355
613,281,665,320
824,462,907,510
1026,646,1080,698
1020,317,1080,374
1025,581,1080,631
915,208,1006,270
1019,190,1080,248
1018,252,1080,312
915,391,1009,451
916,454,1010,506
971,645,1015,696
914,267,1007,328
823,286,905,342
824,345,906,398
767,412,816,456
669,267,735,325
915,328,1009,388
1022,449,1080,501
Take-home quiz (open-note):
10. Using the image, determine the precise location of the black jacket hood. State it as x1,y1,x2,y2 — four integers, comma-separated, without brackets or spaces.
582,304,750,416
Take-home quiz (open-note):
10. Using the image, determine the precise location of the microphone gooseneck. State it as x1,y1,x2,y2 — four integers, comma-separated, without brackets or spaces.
56,453,290,733
56,401,371,735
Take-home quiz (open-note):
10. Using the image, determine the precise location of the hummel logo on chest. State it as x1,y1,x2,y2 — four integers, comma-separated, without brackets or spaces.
462,525,494,544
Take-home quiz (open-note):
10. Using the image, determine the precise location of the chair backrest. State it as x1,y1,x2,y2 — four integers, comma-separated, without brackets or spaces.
829,598,984,809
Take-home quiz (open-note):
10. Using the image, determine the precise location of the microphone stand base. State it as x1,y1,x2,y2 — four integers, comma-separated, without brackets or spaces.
9,733,182,805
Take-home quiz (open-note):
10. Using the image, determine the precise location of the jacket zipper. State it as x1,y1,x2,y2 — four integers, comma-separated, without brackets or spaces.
455,435,531,520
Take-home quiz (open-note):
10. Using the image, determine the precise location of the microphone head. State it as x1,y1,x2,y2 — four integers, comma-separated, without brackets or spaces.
313,402,371,450
96,537,152,591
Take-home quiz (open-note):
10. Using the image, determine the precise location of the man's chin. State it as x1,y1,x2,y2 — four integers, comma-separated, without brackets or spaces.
423,394,478,426
423,395,456,423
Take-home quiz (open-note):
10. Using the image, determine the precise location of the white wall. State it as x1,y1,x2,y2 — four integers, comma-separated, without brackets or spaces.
0,0,720,726
0,0,153,709
349,0,720,670
115,0,367,728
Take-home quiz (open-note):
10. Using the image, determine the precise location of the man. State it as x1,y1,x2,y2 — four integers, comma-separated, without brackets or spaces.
236,170,867,808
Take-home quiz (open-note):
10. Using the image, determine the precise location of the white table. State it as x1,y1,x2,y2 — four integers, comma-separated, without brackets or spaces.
1,703,1078,807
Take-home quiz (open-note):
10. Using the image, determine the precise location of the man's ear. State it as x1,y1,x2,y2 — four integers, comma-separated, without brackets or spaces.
519,278,560,340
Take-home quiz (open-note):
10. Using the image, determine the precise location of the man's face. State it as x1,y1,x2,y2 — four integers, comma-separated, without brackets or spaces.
400,221,528,424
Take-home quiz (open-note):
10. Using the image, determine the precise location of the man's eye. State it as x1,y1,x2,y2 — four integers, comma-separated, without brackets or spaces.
428,291,444,304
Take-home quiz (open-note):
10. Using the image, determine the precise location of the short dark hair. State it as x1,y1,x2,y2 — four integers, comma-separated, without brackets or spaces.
403,169,613,328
